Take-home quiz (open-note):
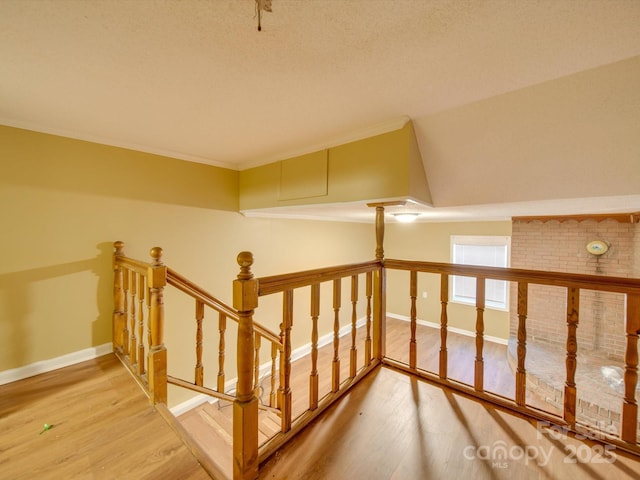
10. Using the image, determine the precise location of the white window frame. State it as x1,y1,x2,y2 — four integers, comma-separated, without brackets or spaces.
450,235,511,311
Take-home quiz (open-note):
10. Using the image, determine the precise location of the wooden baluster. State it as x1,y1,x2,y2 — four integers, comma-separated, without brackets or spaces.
409,270,417,369
439,274,449,379
147,247,167,405
112,241,125,353
122,267,130,355
270,343,278,408
310,283,320,410
278,322,284,410
515,282,528,406
137,274,145,376
217,313,226,393
365,271,373,366
195,300,204,387
350,275,358,379
254,334,261,399
564,287,580,427
474,277,485,391
621,293,640,443
232,252,259,480
332,278,341,392
129,270,138,365
279,289,293,433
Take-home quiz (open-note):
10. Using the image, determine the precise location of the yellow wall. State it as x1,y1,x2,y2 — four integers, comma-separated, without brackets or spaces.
0,125,512,407
385,221,512,338
0,127,373,402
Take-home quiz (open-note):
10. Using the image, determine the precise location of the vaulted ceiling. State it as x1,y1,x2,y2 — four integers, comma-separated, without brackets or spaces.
2,1,639,222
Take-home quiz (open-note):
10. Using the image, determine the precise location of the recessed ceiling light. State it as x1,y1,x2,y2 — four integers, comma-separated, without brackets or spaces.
393,213,420,223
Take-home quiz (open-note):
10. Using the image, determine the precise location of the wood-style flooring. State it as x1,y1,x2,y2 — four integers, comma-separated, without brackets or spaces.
5,317,640,480
259,366,640,479
0,354,210,480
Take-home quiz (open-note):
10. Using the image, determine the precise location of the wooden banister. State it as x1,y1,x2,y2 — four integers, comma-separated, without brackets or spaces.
112,240,640,475
384,258,640,454
113,241,125,353
232,251,259,480
385,259,640,294
147,246,167,405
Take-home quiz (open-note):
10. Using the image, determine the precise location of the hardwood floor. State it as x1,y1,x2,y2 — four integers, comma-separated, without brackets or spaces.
259,366,640,479
0,354,210,480
5,317,639,480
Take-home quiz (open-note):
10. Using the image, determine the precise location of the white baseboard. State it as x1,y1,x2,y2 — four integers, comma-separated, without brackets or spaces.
0,343,113,386
387,313,508,345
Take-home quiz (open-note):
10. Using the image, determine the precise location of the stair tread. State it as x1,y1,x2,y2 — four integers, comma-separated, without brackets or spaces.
179,409,232,479
178,401,284,476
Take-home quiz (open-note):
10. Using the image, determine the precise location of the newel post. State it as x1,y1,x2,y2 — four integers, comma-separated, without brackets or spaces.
232,252,259,480
147,247,167,405
113,241,126,353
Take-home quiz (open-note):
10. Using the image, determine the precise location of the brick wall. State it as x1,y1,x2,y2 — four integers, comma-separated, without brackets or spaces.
509,218,638,361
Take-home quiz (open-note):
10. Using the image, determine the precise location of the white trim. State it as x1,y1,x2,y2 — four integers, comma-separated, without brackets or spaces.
170,393,216,417
0,343,113,386
387,313,508,345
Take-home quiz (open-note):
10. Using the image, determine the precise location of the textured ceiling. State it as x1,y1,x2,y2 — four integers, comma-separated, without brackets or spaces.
2,0,640,222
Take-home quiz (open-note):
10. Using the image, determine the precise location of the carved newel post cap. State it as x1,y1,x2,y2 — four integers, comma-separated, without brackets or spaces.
150,247,164,265
237,251,254,280
114,240,124,254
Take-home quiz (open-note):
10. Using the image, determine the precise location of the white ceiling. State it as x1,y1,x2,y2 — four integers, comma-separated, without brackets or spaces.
2,0,640,223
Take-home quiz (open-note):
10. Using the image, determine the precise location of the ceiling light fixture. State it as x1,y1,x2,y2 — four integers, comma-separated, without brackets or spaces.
393,213,420,223
255,0,272,31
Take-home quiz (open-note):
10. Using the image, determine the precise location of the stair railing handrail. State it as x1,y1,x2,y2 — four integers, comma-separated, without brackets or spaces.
385,258,640,294
167,266,282,346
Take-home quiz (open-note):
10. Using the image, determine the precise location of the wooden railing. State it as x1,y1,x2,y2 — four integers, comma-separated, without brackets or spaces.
112,241,168,404
251,256,383,462
383,259,640,452
113,238,640,479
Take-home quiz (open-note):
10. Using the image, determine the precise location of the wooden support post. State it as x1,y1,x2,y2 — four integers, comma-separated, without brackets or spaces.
439,274,448,379
515,282,528,407
332,279,341,392
371,204,387,361
195,300,204,387
232,252,259,480
564,287,580,427
622,293,640,443
147,247,167,405
310,283,320,410
350,275,358,379
112,241,125,353
409,270,418,369
474,278,485,392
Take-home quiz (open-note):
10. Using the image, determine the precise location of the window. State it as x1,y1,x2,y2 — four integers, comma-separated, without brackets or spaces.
451,235,510,310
